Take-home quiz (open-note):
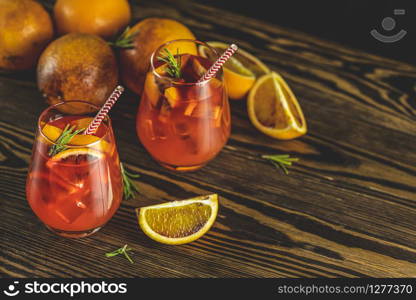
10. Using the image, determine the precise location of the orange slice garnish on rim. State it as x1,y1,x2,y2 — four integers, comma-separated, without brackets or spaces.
199,41,270,100
40,123,111,153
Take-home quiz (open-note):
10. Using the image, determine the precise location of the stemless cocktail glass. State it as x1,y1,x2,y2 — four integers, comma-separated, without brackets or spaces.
26,101,122,238
136,39,231,171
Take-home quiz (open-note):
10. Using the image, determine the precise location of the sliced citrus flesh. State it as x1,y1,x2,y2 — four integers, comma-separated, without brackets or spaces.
48,147,103,163
247,72,307,140
199,41,270,100
69,117,93,130
144,72,162,107
137,194,218,245
164,86,180,107
40,123,110,152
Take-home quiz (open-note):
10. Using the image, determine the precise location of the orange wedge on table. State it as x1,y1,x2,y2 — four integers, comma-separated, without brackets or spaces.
247,72,307,140
137,194,218,245
199,41,270,100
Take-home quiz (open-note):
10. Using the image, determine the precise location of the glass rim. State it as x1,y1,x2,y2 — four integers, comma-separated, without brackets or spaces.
37,100,112,148
150,39,220,86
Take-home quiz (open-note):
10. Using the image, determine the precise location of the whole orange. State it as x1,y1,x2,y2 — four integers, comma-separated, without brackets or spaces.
37,33,118,114
0,0,53,70
119,18,196,95
54,0,131,39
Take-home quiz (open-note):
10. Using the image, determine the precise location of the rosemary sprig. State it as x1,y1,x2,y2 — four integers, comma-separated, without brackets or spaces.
48,124,84,157
108,26,137,48
121,163,140,200
105,244,134,264
158,48,182,79
261,154,299,175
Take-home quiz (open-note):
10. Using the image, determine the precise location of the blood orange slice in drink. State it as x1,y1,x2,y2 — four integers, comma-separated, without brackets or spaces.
46,148,104,224
48,148,103,164
46,148,104,191
69,117,93,130
164,87,181,108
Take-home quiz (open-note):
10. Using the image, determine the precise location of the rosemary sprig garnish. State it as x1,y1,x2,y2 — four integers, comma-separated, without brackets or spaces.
105,244,134,264
108,26,137,48
48,124,84,157
121,163,140,200
158,48,182,79
261,154,299,175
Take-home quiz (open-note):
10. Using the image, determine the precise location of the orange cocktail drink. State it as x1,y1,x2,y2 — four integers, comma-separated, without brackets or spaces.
26,101,122,238
137,40,231,171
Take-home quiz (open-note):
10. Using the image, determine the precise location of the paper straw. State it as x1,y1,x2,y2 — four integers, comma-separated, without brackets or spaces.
84,85,124,135
197,44,238,82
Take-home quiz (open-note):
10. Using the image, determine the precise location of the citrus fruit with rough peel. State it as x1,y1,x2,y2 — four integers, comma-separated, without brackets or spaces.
40,124,110,153
48,148,103,164
137,194,218,245
199,41,270,100
37,33,118,114
247,72,307,140
0,0,54,71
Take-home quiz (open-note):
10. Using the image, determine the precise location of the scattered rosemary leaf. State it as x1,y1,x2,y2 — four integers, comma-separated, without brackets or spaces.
261,154,299,175
121,163,140,200
105,244,134,264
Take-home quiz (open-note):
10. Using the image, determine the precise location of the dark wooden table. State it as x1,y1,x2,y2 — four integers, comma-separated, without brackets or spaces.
1,0,416,278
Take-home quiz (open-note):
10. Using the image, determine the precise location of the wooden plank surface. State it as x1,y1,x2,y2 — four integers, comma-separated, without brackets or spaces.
1,0,415,278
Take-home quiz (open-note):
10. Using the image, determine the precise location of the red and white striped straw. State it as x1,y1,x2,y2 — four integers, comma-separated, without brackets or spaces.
84,85,124,135
197,44,238,83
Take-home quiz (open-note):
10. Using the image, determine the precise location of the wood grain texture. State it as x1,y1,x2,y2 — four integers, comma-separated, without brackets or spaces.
1,0,415,278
